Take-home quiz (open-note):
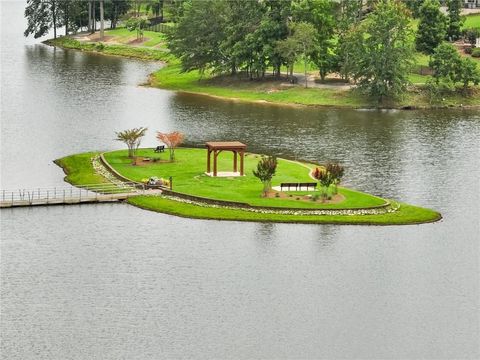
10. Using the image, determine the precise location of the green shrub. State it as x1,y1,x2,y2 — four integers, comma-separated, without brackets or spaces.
463,28,480,47
472,48,480,58
95,43,105,51
465,47,473,55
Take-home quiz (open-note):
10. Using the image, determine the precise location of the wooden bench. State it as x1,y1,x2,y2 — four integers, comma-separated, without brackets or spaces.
280,182,317,191
154,145,165,153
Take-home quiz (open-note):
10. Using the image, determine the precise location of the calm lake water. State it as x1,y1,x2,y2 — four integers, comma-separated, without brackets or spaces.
1,2,479,359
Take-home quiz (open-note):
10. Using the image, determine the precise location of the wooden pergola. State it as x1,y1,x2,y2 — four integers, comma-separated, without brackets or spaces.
205,141,247,177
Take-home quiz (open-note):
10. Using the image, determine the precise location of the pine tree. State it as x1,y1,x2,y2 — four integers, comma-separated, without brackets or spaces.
349,0,415,104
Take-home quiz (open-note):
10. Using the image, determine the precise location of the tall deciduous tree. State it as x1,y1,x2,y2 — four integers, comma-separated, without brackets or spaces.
156,131,185,161
337,25,364,82
336,0,363,80
292,22,317,87
222,0,264,76
24,0,58,39
292,0,336,82
99,0,105,40
167,0,227,74
446,0,464,41
349,0,414,104
115,127,148,159
275,36,299,80
415,0,447,54
126,16,150,40
430,42,480,92
404,0,425,18
260,0,292,77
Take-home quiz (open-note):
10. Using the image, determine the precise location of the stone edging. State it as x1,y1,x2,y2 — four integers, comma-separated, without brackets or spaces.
99,153,141,185
160,194,399,216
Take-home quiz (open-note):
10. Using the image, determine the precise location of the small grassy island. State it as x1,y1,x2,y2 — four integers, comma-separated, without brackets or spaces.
56,148,441,225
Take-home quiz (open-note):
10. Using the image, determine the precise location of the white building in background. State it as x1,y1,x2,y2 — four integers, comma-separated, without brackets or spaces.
464,0,480,8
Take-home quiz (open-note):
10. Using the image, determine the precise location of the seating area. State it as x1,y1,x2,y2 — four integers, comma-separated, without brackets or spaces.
279,182,317,191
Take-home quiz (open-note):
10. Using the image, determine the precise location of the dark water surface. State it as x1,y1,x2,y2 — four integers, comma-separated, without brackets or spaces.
1,2,479,359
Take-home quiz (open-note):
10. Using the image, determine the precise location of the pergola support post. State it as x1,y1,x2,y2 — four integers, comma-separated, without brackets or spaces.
240,151,245,176
233,151,238,173
207,149,211,173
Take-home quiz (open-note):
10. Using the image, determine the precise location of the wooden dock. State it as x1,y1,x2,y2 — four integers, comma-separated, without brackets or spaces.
0,183,161,208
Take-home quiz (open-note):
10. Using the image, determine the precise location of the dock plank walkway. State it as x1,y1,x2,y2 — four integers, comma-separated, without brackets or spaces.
0,183,162,208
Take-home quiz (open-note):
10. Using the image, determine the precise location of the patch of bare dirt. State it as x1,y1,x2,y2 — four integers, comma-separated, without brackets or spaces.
128,37,150,46
133,157,169,166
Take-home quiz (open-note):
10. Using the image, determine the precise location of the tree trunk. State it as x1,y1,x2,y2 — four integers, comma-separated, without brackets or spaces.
112,3,118,29
64,1,68,36
52,0,57,39
99,0,104,40
88,1,92,33
93,0,96,32
304,50,308,88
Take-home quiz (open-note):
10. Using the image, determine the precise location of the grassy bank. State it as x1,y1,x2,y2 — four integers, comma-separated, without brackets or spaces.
55,150,441,225
54,152,108,185
45,36,174,62
150,64,368,107
128,196,440,225
150,63,480,109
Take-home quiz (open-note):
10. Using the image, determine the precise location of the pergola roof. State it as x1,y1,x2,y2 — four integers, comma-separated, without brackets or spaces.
205,141,247,150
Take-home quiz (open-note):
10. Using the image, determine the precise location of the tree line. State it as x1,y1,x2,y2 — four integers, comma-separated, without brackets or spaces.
24,0,172,39
167,0,479,102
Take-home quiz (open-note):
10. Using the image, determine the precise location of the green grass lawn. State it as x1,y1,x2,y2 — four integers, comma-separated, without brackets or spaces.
55,152,108,185
104,28,167,47
150,63,480,108
464,13,480,29
150,64,367,107
104,148,388,209
45,37,174,62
